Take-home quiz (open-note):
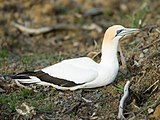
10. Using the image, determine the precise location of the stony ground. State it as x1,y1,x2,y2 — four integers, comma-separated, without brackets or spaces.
0,0,160,119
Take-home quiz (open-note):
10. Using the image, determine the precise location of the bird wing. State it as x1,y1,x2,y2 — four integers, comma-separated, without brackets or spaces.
41,57,99,84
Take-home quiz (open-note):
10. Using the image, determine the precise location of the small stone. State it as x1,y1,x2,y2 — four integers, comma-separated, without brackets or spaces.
58,91,64,96
73,42,79,47
84,8,103,17
120,4,128,12
148,108,154,114
94,103,99,108
134,60,140,67
139,53,144,58
143,49,149,53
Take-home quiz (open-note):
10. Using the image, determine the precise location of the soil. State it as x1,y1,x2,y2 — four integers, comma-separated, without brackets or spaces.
0,0,160,119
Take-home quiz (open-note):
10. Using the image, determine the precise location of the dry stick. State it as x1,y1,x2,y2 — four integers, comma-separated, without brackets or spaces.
141,39,160,50
64,102,80,114
141,28,160,50
129,96,160,120
82,97,92,103
140,25,159,32
155,28,160,34
118,43,127,67
11,22,80,35
11,22,102,35
91,51,101,59
143,80,159,94
118,81,131,119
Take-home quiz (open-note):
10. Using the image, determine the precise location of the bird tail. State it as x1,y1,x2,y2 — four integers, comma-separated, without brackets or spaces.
1,70,80,90
2,71,41,84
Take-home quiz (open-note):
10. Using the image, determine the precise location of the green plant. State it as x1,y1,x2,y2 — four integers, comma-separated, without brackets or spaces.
0,89,34,112
127,0,149,27
0,49,9,58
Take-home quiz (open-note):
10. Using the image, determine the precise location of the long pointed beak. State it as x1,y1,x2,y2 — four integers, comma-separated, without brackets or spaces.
117,28,140,36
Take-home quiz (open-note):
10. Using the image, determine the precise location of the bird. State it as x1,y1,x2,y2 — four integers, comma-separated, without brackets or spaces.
6,25,140,91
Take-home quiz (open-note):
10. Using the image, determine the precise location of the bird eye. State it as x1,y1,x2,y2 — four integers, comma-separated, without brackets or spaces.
116,29,123,34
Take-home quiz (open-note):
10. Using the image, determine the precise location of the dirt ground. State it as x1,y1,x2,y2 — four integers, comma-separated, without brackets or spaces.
0,0,160,120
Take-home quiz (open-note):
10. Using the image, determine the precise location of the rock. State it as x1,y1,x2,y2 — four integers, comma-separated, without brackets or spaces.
120,4,128,12
148,108,154,114
143,49,149,53
84,8,103,17
139,53,144,58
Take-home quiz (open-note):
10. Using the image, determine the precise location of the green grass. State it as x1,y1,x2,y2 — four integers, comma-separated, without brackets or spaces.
20,53,68,65
114,85,124,91
21,55,35,64
35,102,52,112
0,49,9,58
0,89,53,113
127,0,149,27
0,52,68,74
0,52,64,115
0,89,34,112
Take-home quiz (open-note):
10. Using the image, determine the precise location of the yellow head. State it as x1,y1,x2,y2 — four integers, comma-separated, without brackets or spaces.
103,25,140,46
104,25,124,44
100,25,140,64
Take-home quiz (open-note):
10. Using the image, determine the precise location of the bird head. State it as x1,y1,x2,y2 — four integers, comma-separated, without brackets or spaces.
104,25,140,44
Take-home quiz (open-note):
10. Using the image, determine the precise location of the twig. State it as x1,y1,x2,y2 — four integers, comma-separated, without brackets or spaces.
143,80,159,94
91,51,101,59
11,22,102,35
11,22,79,35
129,96,160,120
141,28,160,50
82,97,92,103
118,81,131,119
141,39,160,50
64,102,80,114
87,51,101,59
155,28,160,34
140,25,159,32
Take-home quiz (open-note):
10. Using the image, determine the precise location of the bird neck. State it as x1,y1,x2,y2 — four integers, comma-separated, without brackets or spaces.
100,38,119,65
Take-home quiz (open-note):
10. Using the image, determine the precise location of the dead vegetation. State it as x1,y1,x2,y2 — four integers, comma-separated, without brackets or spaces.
0,0,160,119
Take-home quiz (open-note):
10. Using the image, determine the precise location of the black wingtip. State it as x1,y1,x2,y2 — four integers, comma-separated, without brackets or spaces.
1,71,36,80
0,75,12,81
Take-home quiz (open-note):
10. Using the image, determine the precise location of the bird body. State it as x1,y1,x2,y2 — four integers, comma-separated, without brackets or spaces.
9,25,139,90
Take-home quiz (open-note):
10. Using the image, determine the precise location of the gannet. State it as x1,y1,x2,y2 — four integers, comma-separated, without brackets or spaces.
8,25,139,90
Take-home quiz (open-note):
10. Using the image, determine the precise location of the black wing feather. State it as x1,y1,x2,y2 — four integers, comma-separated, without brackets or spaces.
10,70,82,87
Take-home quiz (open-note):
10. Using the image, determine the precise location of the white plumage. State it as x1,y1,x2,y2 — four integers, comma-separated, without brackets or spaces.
11,25,140,90
42,57,99,84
